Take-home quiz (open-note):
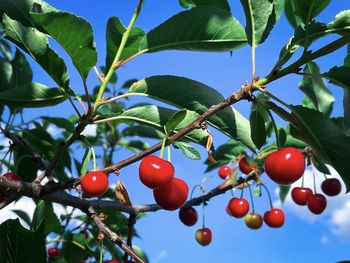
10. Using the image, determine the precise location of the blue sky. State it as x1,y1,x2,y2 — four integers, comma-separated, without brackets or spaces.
1,0,350,262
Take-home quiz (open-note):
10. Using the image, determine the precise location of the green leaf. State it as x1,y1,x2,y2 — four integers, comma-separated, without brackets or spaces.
102,105,209,146
80,148,92,176
290,106,350,192
204,139,246,172
31,201,60,235
0,0,58,29
0,82,66,108
10,49,33,88
284,0,303,28
279,185,291,204
122,125,164,139
178,0,231,13
31,11,97,79
323,66,350,90
0,219,46,263
165,109,187,134
292,0,331,24
139,6,247,53
61,232,90,263
105,17,145,72
239,0,276,46
0,57,12,91
42,117,75,133
273,0,285,22
175,141,201,160
344,89,350,131
119,139,149,153
327,10,350,35
250,104,267,149
2,15,71,90
298,62,334,115
129,76,256,151
11,210,32,227
14,144,39,182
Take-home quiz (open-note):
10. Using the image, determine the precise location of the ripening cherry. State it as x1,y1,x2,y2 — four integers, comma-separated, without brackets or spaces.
48,247,60,257
81,171,109,197
228,197,249,218
291,187,313,206
238,157,257,175
218,165,232,179
263,208,285,228
195,227,212,246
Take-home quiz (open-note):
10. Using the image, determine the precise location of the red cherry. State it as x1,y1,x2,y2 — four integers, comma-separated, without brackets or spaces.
153,178,188,210
195,227,212,246
245,213,263,229
218,165,232,179
48,247,60,257
81,171,109,197
264,147,305,185
179,206,198,226
238,157,257,175
104,259,119,263
263,208,285,228
228,197,249,218
321,178,342,196
226,204,233,216
291,187,313,206
307,194,327,214
139,155,174,189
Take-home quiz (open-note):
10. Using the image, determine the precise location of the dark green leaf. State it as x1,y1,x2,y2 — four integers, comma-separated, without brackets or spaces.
284,0,303,28
0,38,12,61
80,148,92,176
279,185,290,204
10,49,32,87
273,0,285,21
2,15,71,90
129,76,255,151
290,106,350,192
119,140,149,153
14,144,38,181
31,11,97,79
121,78,138,89
31,201,60,235
204,139,245,172
97,103,124,117
175,141,201,160
178,0,231,13
250,104,267,149
61,232,90,263
11,210,32,227
139,6,247,53
240,0,275,46
292,0,331,24
328,10,350,35
0,82,66,108
299,62,334,115
42,117,75,133
323,66,350,90
99,105,209,146
0,57,12,91
344,89,350,131
0,219,46,263
165,109,187,134
105,17,145,72
122,125,164,139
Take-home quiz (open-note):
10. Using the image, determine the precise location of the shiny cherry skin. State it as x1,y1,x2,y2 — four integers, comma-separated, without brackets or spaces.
48,247,60,257
139,155,174,189
195,227,212,246
291,187,313,206
245,213,263,230
264,147,305,185
238,157,257,175
321,178,342,196
218,165,232,179
81,171,109,197
307,194,327,214
228,197,249,218
226,203,233,216
263,208,285,228
104,260,119,263
179,206,198,226
153,178,188,210
0,172,21,202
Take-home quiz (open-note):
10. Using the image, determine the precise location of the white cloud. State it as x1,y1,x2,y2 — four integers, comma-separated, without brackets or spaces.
152,250,168,263
320,235,329,244
82,124,97,137
47,124,63,137
277,166,350,241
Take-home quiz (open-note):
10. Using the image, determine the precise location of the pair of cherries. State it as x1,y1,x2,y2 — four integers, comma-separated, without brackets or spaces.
139,155,188,211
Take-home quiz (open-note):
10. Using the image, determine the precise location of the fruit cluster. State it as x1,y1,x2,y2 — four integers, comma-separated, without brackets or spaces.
139,155,189,211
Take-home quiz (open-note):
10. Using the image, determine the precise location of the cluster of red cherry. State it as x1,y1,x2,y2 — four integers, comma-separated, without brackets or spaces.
138,155,189,210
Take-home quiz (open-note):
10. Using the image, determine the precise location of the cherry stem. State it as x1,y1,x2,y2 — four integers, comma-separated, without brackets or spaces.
0,149,10,170
310,159,317,193
7,149,13,173
266,108,281,150
159,138,166,159
323,173,328,180
91,147,97,171
202,195,205,229
301,174,305,188
99,240,103,263
247,182,255,213
167,145,171,162
260,183,274,210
